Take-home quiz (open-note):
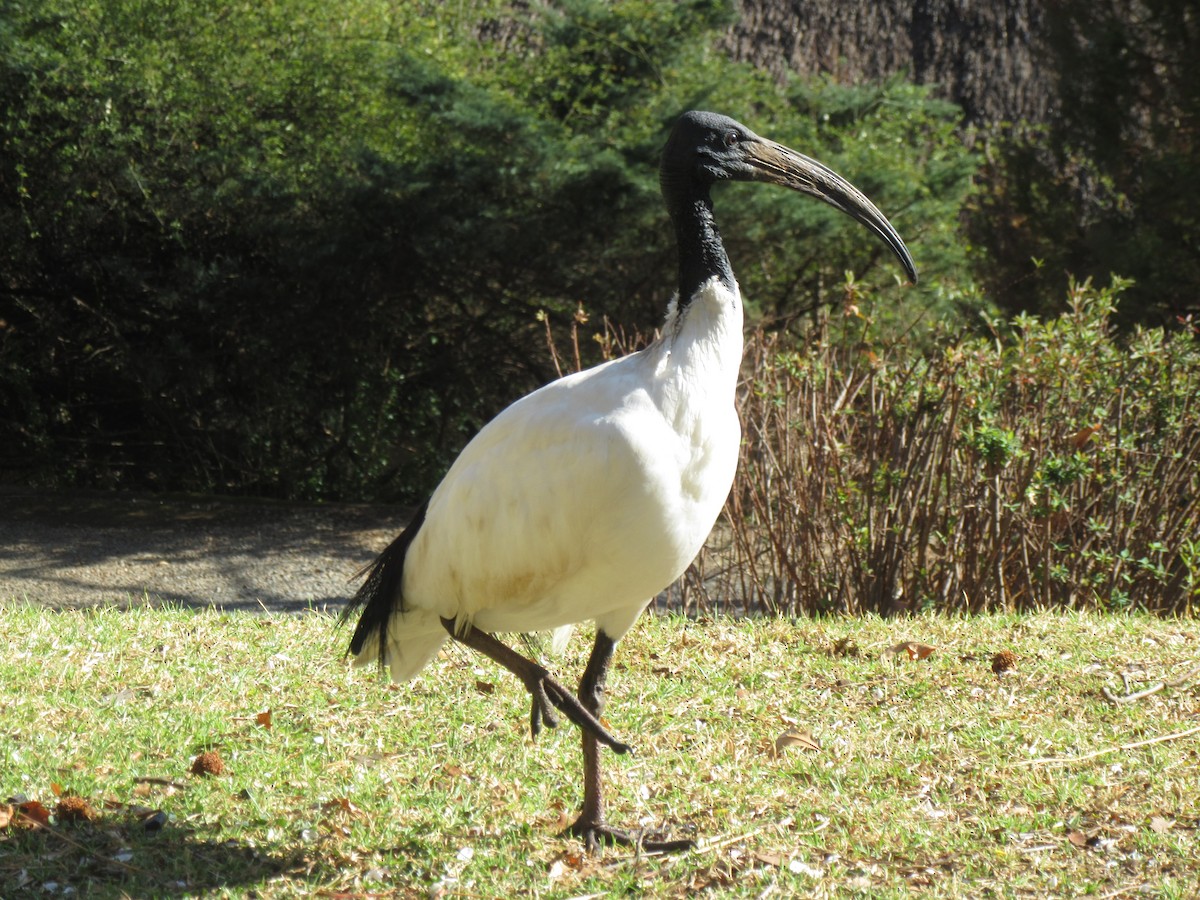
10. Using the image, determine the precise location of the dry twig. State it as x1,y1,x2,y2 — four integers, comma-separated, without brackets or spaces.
1102,661,1200,705
1013,724,1200,768
1103,682,1166,705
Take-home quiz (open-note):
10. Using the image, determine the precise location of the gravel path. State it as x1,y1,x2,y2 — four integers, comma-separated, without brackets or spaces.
0,487,412,613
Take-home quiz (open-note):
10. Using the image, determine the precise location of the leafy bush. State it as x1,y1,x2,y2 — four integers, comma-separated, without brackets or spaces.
0,0,976,500
680,278,1200,615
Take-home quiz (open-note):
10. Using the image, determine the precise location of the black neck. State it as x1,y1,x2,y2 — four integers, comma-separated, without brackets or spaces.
663,180,735,307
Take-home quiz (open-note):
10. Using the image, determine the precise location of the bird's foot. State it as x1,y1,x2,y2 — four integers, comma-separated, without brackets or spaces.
439,617,632,755
526,674,632,755
565,816,696,854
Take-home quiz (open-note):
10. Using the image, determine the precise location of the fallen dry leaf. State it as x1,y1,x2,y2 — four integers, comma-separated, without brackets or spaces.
474,680,495,695
831,637,860,657
322,797,366,820
16,800,51,827
256,709,273,729
133,776,186,796
1067,830,1090,849
774,728,820,757
885,641,936,661
1149,816,1174,834
1070,424,1101,449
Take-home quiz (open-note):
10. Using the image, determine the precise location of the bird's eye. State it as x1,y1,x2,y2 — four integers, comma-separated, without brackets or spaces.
724,131,739,148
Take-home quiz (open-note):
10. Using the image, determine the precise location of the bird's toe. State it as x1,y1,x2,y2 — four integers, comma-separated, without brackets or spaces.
565,818,696,854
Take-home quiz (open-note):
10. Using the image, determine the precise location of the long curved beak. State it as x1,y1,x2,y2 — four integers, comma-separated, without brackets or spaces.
743,139,918,285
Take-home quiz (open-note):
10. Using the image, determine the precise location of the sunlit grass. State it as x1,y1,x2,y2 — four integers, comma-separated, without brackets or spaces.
2,605,1198,897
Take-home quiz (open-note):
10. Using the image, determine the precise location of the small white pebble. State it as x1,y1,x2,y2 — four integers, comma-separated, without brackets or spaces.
789,860,824,877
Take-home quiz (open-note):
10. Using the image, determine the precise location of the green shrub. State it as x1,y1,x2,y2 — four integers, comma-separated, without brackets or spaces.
0,0,976,499
690,278,1200,614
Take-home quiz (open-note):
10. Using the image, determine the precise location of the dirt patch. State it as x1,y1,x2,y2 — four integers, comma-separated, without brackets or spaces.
0,487,412,613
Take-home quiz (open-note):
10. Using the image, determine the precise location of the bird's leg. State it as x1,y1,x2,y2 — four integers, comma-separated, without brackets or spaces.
566,630,696,855
440,617,631,755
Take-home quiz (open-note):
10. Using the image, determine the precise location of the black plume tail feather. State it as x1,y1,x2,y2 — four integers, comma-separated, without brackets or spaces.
341,499,429,669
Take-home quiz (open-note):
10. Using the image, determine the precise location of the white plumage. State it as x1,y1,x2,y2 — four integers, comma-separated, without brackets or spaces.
344,110,916,852
355,278,742,680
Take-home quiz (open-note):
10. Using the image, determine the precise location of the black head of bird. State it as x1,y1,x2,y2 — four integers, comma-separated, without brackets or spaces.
344,110,916,855
660,110,917,294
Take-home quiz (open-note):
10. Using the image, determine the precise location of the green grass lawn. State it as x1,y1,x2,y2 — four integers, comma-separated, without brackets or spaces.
2,605,1198,898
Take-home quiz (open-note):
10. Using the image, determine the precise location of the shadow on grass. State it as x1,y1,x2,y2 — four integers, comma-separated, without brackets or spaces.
0,818,329,897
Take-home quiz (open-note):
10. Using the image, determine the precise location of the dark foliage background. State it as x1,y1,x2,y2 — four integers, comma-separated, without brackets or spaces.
964,0,1199,325
1,0,1196,508
0,0,971,499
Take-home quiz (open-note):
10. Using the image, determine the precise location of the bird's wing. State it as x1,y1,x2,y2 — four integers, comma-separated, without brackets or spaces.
399,352,701,634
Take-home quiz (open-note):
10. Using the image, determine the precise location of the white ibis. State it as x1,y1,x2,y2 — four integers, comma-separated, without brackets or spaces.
344,110,917,852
